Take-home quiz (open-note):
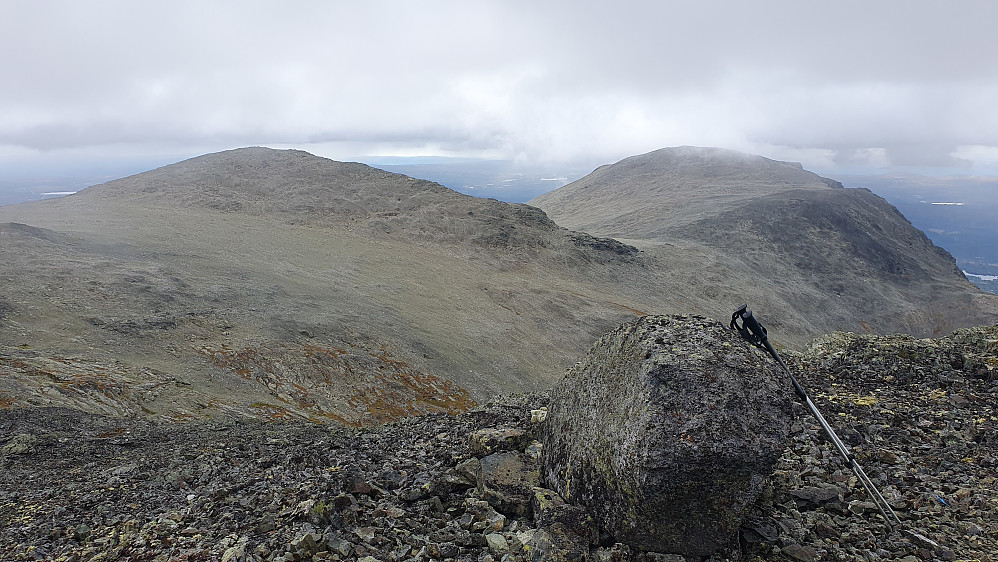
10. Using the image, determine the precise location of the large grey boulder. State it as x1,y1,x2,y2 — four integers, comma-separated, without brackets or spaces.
539,314,795,558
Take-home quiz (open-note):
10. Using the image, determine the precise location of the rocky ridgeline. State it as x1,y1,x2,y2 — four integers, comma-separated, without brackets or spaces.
1,317,996,561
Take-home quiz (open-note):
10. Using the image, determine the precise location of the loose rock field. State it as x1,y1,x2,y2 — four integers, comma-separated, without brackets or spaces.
1,326,996,561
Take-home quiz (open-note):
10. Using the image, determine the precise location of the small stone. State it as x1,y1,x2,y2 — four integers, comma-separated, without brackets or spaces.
354,526,377,543
789,485,841,510
429,470,476,495
465,499,506,531
594,542,632,562
255,515,276,534
327,537,353,557
524,524,589,562
426,542,460,558
516,529,537,547
936,547,957,561
455,457,481,482
813,522,838,539
73,524,91,541
292,532,321,555
425,495,444,513
469,428,533,456
457,512,475,530
486,533,510,553
221,537,249,562
781,543,818,562
848,500,878,514
347,475,374,495
524,440,543,460
645,554,687,562
437,542,460,558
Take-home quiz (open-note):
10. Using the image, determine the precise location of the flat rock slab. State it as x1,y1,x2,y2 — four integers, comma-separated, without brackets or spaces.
540,314,794,558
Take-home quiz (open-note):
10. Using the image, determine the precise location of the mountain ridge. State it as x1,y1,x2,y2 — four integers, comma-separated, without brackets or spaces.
0,148,653,422
529,146,996,339
71,147,636,263
1,147,996,562
1,146,995,424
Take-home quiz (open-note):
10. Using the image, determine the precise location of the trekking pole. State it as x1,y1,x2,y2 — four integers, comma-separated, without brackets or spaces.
730,305,902,530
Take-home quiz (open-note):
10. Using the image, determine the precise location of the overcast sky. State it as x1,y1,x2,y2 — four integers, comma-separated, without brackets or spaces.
3,0,998,179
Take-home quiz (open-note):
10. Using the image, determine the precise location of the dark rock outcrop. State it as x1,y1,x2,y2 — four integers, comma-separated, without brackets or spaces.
540,314,795,558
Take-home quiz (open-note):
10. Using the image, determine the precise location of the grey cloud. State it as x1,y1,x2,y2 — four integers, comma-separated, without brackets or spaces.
883,144,974,169
2,0,997,172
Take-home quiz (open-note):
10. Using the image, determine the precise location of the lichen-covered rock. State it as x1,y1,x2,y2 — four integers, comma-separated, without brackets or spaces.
469,427,535,456
532,487,598,544
805,324,998,385
478,451,540,517
523,522,591,562
540,314,795,558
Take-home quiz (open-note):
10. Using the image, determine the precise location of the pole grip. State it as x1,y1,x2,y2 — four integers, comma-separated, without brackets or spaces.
740,308,768,343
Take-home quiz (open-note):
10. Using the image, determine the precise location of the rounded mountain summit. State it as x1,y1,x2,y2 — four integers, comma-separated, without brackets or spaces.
530,146,997,339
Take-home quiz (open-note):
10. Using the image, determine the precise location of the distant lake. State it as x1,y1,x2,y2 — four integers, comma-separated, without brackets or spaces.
964,271,998,282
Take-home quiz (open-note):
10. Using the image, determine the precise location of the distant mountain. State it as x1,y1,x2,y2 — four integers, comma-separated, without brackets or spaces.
530,146,997,339
529,146,844,238
81,147,634,256
2,147,995,423
0,148,646,423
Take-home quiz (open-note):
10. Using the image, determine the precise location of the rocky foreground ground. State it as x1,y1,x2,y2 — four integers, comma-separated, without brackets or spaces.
1,325,996,561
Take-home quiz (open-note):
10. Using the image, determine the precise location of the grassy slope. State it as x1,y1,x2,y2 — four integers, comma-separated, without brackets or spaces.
3,147,995,423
